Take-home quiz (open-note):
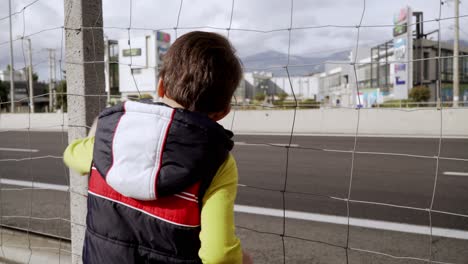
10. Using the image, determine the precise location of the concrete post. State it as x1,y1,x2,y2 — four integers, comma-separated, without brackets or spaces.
64,0,105,262
453,0,459,107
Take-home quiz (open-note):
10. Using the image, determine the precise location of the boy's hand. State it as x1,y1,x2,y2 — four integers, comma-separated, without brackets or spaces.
88,117,98,137
242,250,253,264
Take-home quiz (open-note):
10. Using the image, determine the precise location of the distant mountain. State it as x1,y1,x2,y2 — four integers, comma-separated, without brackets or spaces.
240,50,350,76
444,39,468,48
442,39,468,47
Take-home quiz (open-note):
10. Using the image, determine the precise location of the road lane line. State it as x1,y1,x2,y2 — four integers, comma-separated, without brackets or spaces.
233,132,468,139
0,147,39,153
3,179,467,240
268,143,300,147
235,142,300,147
443,171,468,177
235,142,266,146
0,179,69,192
234,204,468,240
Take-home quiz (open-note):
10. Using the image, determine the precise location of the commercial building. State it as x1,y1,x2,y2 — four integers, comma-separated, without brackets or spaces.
107,9,468,107
318,8,468,107
318,63,353,107
235,71,319,103
118,31,171,99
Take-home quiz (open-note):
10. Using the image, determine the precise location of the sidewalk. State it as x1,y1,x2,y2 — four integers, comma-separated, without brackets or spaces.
0,227,71,264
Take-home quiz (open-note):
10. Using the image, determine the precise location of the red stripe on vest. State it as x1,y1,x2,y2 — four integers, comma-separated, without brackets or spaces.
89,168,201,227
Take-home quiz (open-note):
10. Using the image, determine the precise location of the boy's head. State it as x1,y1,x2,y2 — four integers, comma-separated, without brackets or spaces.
158,31,242,119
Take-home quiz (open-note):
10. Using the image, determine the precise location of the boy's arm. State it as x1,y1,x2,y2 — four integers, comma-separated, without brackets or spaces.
199,154,243,264
63,118,97,175
63,136,94,175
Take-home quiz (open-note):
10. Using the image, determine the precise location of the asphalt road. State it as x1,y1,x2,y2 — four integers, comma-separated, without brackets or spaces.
1,132,468,225
233,135,468,229
1,131,468,263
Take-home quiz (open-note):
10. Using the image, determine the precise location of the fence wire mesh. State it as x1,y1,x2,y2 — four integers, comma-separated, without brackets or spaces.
0,0,468,263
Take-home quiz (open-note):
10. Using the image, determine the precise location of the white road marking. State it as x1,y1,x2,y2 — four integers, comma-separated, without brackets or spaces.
233,132,468,139
3,179,467,240
0,147,39,153
235,142,299,147
0,179,69,192
234,204,468,240
235,142,266,146
443,171,468,177
268,143,300,147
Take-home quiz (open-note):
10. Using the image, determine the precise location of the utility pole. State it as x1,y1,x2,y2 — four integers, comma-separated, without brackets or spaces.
48,49,56,112
27,38,34,113
8,0,15,113
53,50,56,110
453,0,459,107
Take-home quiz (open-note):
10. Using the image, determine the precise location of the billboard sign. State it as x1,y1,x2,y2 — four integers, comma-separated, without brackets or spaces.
156,31,171,66
157,31,171,43
394,8,408,25
122,48,142,57
393,23,407,37
393,7,413,100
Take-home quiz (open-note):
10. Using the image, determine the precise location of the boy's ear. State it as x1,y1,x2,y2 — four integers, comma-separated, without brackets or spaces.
209,105,231,121
157,78,165,98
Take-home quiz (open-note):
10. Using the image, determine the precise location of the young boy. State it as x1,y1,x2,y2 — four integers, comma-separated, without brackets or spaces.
64,31,253,264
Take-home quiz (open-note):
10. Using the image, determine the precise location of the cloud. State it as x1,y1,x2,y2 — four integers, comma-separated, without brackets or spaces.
1,0,467,81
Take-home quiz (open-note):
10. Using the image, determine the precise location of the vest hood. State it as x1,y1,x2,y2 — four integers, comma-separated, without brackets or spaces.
92,101,234,201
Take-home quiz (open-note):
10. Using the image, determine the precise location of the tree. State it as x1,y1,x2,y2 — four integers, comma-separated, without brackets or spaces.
277,92,288,102
254,92,266,102
409,85,430,102
33,72,39,82
0,80,8,104
55,80,67,111
139,94,153,100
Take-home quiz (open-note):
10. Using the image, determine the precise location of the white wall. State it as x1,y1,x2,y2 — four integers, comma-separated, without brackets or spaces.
219,108,468,137
0,113,68,131
2,109,467,137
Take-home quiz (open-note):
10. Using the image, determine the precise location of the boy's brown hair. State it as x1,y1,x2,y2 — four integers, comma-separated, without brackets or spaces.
159,31,242,114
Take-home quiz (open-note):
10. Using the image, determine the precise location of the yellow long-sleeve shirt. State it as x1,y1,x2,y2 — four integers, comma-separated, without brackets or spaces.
63,136,242,263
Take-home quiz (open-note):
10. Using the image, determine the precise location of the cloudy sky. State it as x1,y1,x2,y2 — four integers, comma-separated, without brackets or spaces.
1,0,467,81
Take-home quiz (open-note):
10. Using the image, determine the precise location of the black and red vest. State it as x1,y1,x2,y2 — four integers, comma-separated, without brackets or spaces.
84,101,234,264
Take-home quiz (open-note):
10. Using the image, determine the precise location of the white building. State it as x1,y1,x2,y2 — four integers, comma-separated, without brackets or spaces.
118,31,171,99
235,71,272,102
236,71,318,102
271,75,318,100
318,62,354,107
317,46,395,108
0,69,27,82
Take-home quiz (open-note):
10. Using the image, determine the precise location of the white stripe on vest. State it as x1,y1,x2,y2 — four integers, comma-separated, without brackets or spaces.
106,101,175,200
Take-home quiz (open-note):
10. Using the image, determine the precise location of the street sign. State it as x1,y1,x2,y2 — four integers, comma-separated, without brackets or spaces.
393,7,413,100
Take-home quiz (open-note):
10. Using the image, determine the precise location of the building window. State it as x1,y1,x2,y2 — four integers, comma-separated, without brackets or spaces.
462,55,468,82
